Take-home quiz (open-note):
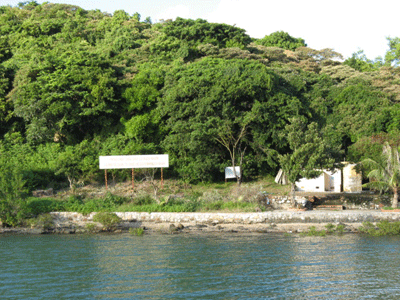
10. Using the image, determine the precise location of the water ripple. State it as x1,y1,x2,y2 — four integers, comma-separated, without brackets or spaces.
1,233,400,299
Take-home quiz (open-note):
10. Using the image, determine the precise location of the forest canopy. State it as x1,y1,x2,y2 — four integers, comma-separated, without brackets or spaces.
1,1,400,192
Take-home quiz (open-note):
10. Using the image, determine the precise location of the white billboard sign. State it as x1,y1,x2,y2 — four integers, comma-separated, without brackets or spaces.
99,154,169,169
225,166,241,179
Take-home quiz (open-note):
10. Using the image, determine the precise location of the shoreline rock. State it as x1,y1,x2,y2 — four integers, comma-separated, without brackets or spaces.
2,210,400,235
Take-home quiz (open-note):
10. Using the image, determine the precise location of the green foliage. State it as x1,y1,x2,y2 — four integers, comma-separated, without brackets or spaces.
55,140,100,189
0,143,29,226
0,153,27,201
27,213,54,230
161,18,251,49
359,220,400,236
121,64,165,142
257,31,306,50
361,143,400,207
63,192,130,215
327,82,392,143
344,50,382,72
85,222,98,233
160,57,285,182
347,136,384,163
335,224,345,234
0,198,27,227
325,223,335,233
129,227,144,236
385,37,400,67
278,117,342,204
324,223,345,234
118,196,200,213
10,43,119,144
131,194,155,206
25,198,64,216
200,200,257,212
0,2,400,196
92,212,121,231
116,195,258,213
301,226,327,236
301,224,345,236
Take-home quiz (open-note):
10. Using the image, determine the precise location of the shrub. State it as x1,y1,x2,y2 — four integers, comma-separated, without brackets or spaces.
85,223,98,233
378,220,400,235
301,224,346,237
359,220,400,236
359,222,377,235
129,227,144,236
335,224,345,234
131,194,155,206
202,200,223,211
93,212,121,231
63,195,84,212
28,213,54,230
325,223,335,234
0,198,31,227
63,193,130,214
25,198,64,216
102,192,129,206
200,191,224,203
301,226,327,237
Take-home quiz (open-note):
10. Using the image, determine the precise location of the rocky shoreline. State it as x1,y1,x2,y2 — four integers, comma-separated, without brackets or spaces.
2,210,400,235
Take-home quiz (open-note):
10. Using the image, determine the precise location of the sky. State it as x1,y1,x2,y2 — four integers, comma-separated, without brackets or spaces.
1,0,399,60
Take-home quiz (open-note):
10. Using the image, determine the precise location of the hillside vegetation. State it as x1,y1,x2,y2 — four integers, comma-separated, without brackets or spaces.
1,2,400,225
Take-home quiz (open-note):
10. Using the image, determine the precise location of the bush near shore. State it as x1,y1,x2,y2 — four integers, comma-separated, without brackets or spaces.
0,177,288,227
0,176,396,228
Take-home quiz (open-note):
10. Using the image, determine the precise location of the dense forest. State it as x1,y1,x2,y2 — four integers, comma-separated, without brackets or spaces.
1,1,400,198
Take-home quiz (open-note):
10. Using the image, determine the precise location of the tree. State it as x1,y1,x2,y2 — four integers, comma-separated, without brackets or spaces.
213,113,253,186
296,47,343,62
161,18,252,48
55,139,100,190
278,117,341,206
10,42,119,144
326,81,392,143
361,143,400,208
371,66,400,102
0,143,28,226
121,64,165,143
257,31,306,50
160,58,275,183
344,50,382,72
385,37,400,67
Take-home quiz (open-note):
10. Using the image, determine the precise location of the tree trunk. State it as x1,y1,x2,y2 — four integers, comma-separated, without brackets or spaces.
392,187,399,208
237,175,242,187
67,175,74,190
290,182,296,207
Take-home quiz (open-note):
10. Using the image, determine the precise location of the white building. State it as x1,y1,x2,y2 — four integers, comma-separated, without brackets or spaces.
342,163,362,192
277,163,362,193
296,169,342,193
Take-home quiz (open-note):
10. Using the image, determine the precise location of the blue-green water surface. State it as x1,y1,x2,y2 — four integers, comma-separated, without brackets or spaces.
1,233,400,299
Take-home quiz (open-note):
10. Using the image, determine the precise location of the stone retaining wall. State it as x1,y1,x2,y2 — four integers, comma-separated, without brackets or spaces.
51,211,400,228
267,194,391,210
3,211,399,235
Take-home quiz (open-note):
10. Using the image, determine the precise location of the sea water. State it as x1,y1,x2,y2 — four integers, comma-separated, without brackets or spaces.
1,233,400,299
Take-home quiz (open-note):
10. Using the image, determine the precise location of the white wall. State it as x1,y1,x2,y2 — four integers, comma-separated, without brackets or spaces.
296,173,327,192
296,169,342,192
326,169,342,192
343,163,362,192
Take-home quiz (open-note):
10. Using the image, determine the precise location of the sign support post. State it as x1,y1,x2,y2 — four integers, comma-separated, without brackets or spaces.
105,169,108,190
132,168,135,190
161,168,164,188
